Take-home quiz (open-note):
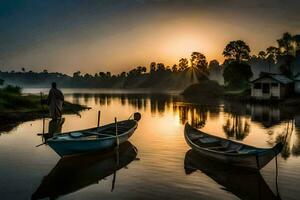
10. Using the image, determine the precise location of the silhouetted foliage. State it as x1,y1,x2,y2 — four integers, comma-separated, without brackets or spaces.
179,58,189,71
258,51,266,59
276,32,297,78
190,52,209,76
182,80,223,97
172,64,178,72
1,85,22,95
223,61,253,89
223,40,251,63
150,62,156,73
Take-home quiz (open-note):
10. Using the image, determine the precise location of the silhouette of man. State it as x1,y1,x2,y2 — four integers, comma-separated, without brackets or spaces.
47,82,64,120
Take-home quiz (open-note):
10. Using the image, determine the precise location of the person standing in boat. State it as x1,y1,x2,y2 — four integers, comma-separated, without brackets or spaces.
47,82,64,120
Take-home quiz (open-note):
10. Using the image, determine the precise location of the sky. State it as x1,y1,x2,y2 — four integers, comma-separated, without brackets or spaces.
0,0,300,75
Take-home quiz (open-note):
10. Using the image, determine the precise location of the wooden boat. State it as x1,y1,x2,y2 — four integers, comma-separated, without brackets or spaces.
47,113,141,156
184,149,280,200
184,123,283,170
32,141,137,200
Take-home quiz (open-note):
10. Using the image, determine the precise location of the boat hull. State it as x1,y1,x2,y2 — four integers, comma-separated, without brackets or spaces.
48,128,135,156
47,119,138,156
184,123,282,170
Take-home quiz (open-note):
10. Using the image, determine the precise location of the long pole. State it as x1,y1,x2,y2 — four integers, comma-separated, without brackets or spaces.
40,92,45,138
97,110,101,127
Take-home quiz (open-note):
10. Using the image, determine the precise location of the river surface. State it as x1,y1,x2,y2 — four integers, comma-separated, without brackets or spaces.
1,89,300,200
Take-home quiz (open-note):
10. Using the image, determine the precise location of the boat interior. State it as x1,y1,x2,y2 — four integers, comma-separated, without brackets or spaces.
53,120,136,140
188,131,257,154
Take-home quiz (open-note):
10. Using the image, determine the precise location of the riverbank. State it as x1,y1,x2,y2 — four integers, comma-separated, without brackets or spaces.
0,88,89,132
181,82,300,112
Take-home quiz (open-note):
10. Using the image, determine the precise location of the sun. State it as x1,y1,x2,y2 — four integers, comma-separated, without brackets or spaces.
158,28,214,66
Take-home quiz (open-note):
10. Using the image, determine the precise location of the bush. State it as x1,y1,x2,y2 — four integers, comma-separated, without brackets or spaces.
181,80,224,97
1,85,22,95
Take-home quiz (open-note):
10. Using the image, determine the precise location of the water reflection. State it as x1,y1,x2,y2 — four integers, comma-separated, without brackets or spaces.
37,118,65,146
251,105,293,128
184,149,280,200
32,142,137,200
2,93,300,161
270,120,299,159
48,119,64,135
223,114,250,140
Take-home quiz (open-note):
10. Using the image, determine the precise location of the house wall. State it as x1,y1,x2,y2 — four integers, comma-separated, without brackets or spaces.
251,77,281,99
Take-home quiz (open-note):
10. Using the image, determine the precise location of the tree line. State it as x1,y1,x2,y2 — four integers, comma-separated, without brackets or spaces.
0,32,299,90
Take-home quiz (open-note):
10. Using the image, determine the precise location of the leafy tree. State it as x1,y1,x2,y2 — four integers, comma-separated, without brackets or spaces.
73,71,81,78
172,64,178,72
277,32,295,56
258,51,266,59
99,72,106,78
178,58,189,71
150,62,156,73
120,72,126,77
190,52,209,75
223,61,253,89
266,46,278,62
265,46,278,72
136,66,147,74
156,63,165,71
277,32,297,77
84,73,92,78
223,40,251,62
21,67,25,72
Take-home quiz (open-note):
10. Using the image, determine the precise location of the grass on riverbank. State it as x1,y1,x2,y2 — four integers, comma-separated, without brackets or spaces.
0,86,87,113
0,86,89,132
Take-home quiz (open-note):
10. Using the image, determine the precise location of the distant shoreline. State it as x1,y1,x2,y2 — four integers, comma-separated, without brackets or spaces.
21,87,182,95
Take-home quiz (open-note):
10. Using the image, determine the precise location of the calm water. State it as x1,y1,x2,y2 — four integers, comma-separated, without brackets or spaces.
1,89,300,200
